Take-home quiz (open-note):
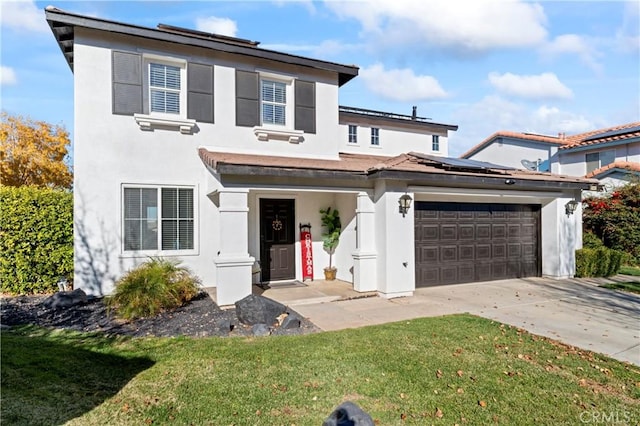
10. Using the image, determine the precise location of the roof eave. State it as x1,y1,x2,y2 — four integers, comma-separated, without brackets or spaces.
560,136,640,152
44,7,359,85
215,163,366,180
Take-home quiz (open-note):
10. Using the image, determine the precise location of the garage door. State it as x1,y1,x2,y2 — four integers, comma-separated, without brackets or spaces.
415,202,540,287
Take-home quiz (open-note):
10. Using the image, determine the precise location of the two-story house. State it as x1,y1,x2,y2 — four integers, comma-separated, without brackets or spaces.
46,7,596,305
461,123,640,195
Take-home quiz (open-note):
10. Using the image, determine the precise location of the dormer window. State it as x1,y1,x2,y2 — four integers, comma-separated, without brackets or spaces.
149,63,181,114
261,80,287,125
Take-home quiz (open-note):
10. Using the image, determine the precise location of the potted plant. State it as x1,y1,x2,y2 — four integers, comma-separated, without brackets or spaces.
319,207,341,280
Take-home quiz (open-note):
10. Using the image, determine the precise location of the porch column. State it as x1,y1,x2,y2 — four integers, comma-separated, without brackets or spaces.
541,195,581,279
214,189,254,305
352,191,377,292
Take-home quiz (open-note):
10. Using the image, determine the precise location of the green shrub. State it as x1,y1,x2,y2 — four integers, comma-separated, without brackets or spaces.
575,248,624,278
106,258,200,320
582,231,604,249
0,186,73,294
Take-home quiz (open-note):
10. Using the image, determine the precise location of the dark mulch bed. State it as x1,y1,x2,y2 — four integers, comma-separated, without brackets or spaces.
0,292,321,338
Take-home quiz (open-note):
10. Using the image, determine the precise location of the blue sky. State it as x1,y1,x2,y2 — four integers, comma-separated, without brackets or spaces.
1,0,639,156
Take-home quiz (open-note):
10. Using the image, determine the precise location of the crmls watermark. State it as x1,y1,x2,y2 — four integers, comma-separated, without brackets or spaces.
580,409,632,424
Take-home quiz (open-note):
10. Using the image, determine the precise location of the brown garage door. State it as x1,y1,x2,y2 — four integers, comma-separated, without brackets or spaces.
415,202,540,287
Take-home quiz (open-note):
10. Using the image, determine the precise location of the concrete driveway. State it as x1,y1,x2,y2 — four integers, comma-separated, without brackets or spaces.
292,277,640,365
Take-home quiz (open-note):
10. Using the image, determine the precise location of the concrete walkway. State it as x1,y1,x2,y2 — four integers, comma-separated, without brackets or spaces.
266,276,640,366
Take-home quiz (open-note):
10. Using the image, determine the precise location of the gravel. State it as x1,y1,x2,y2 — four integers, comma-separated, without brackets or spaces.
0,292,321,338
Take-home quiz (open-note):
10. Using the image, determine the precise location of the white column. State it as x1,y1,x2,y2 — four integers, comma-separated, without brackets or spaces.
352,191,377,292
214,189,254,305
541,195,580,279
374,181,415,298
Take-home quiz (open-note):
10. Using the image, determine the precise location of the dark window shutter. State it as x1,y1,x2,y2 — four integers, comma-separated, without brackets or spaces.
235,70,259,127
187,63,214,123
112,51,142,115
295,80,316,134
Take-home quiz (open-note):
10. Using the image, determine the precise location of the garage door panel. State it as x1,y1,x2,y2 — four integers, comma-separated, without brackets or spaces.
415,202,540,288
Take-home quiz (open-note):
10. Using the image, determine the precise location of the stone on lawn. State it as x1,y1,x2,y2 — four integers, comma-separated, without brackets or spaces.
280,313,301,329
235,294,287,326
323,401,374,426
252,323,271,336
43,288,88,309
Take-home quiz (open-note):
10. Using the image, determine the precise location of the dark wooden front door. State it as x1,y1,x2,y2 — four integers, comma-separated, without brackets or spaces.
260,199,296,282
415,202,541,287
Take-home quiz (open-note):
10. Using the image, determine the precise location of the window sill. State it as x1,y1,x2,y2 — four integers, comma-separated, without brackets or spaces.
134,114,196,134
254,126,304,143
120,249,199,258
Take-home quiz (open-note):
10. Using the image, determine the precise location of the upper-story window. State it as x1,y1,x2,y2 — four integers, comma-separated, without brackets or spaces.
348,125,358,143
432,135,440,152
586,150,615,173
371,128,380,146
261,79,287,126
149,62,181,114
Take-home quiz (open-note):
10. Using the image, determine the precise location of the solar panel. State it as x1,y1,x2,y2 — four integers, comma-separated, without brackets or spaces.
584,125,640,141
412,153,515,171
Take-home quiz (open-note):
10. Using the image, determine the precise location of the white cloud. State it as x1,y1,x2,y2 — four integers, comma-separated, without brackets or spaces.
195,16,237,37
488,72,573,100
325,0,547,55
1,66,17,86
0,65,18,86
449,95,594,156
615,1,640,53
360,63,448,102
540,34,602,74
0,0,49,33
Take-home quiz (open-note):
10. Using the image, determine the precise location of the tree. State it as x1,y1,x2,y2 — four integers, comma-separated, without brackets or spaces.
0,112,72,189
583,181,640,264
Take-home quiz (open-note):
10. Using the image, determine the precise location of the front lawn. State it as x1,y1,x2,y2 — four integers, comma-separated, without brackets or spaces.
2,314,639,425
600,282,640,295
620,265,640,276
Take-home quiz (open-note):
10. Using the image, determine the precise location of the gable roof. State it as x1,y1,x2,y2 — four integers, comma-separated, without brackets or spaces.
461,122,640,158
585,161,640,179
198,149,596,191
44,6,359,86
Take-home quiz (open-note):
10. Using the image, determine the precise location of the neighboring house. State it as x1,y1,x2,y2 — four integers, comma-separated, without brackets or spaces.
462,123,640,194
46,7,596,305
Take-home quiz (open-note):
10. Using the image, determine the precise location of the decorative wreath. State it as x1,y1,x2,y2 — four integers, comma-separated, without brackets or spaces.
272,219,283,231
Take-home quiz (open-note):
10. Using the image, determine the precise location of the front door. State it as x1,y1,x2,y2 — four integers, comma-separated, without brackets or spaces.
260,198,295,282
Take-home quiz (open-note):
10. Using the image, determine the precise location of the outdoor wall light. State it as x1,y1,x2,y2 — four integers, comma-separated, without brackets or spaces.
505,178,516,185
398,194,413,217
565,199,579,216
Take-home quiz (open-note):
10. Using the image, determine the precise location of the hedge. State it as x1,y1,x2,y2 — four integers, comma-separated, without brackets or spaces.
575,247,624,278
0,186,73,294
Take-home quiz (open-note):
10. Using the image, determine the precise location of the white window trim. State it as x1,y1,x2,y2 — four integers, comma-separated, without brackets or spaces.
121,184,198,257
133,54,192,133
432,135,440,152
348,124,358,144
257,70,295,129
370,127,380,146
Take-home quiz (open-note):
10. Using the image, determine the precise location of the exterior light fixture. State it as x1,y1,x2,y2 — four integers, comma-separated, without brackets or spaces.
505,179,516,185
565,199,579,216
398,194,412,217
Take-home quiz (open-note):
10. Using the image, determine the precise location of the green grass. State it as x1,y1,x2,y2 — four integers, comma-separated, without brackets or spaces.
620,265,640,276
2,315,639,425
600,282,640,294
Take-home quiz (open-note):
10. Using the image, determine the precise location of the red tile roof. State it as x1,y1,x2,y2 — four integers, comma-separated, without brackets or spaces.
584,161,640,179
461,122,640,158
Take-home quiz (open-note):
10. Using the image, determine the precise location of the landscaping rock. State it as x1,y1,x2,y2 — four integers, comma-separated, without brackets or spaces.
323,401,374,426
280,313,301,329
235,294,287,326
43,289,88,309
252,323,271,336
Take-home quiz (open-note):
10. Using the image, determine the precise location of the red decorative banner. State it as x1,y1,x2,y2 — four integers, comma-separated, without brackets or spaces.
300,227,314,281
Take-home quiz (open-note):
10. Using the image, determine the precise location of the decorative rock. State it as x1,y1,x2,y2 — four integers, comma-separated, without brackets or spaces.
218,318,234,334
323,401,374,426
235,294,287,326
252,323,271,336
43,288,88,309
280,313,301,329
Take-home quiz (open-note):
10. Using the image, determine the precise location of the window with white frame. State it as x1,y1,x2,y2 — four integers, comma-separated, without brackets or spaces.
371,127,380,146
149,62,182,115
261,79,287,126
348,125,358,143
432,135,440,151
586,150,615,173
123,186,194,252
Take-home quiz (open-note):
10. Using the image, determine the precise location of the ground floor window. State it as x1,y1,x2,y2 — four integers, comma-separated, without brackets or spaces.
123,186,194,252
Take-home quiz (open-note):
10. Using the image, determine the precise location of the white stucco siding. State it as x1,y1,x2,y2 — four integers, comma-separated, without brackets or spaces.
468,140,554,169
339,123,449,157
557,142,640,177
